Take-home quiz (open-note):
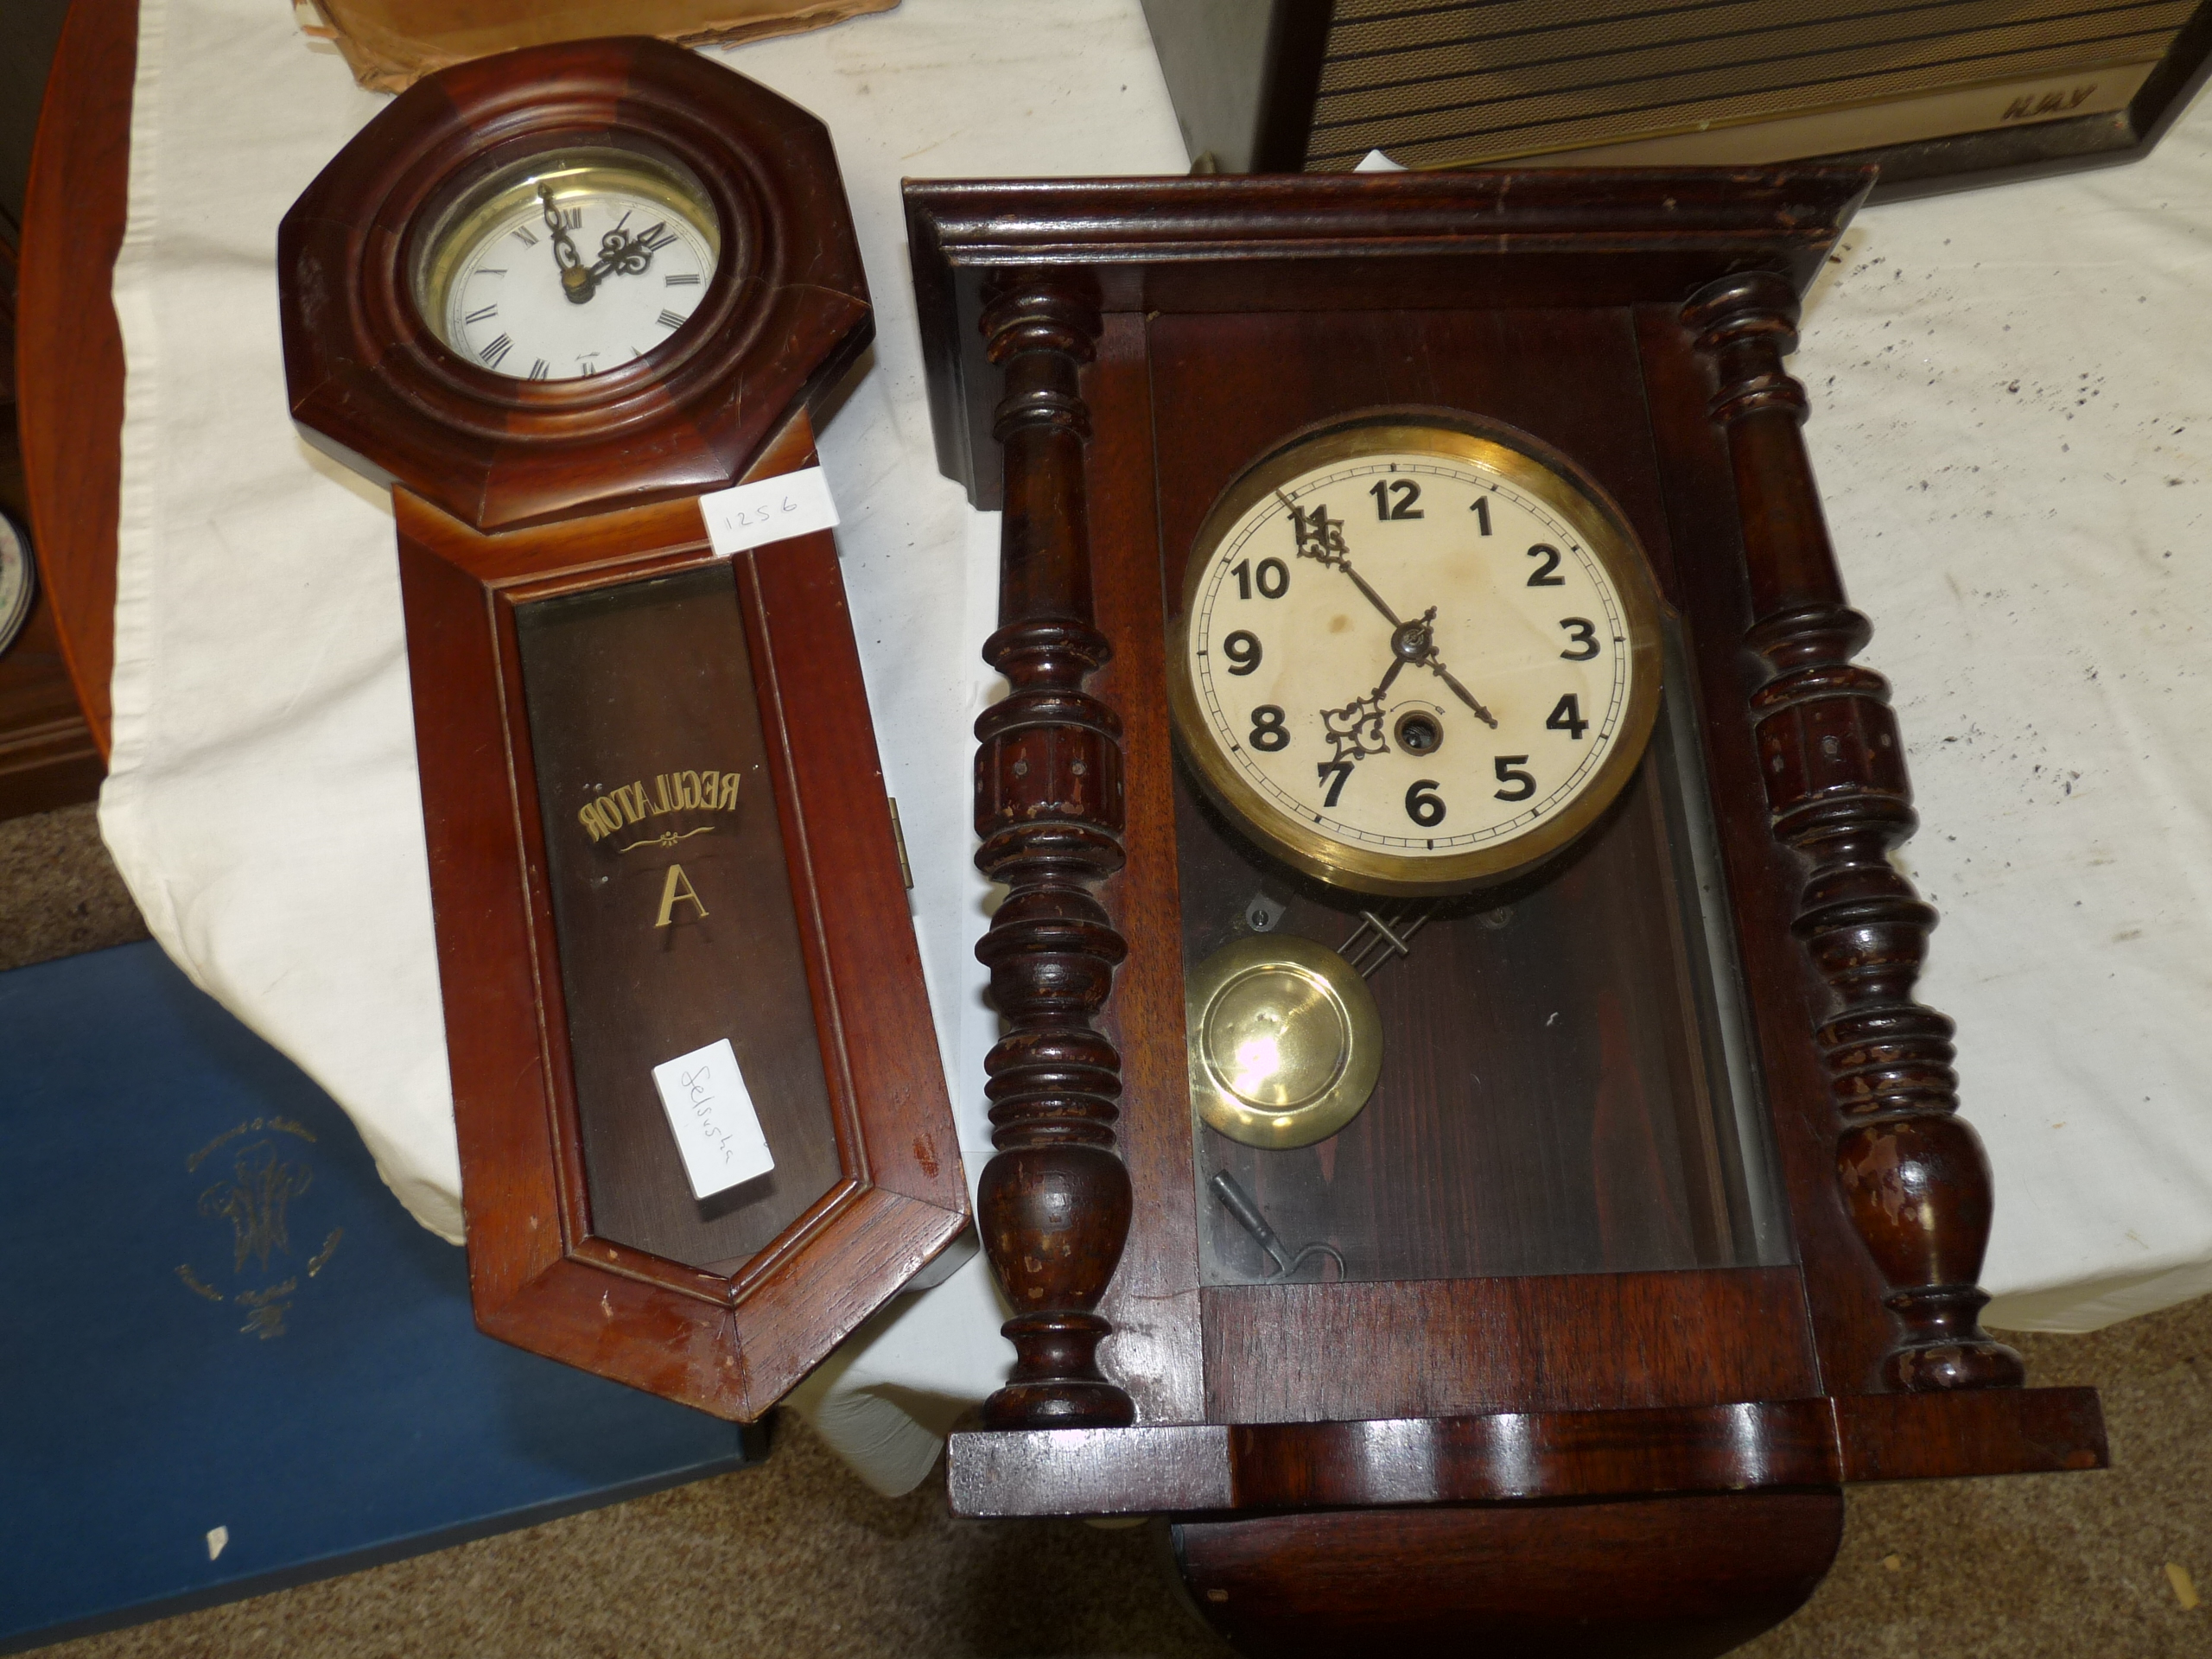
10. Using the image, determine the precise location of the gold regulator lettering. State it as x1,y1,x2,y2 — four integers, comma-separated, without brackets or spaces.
575,765,744,849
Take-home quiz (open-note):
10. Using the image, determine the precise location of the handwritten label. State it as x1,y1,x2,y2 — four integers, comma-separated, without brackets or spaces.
651,1038,775,1199
698,466,840,557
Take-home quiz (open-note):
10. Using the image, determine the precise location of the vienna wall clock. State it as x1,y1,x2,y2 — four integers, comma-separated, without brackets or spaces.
906,170,2106,1655
277,38,969,1420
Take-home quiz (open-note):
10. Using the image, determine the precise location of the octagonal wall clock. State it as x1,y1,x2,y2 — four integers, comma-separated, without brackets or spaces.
277,38,969,1421
905,170,2107,1654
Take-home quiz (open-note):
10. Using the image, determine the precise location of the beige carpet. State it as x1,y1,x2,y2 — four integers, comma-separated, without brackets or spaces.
31,1298,2210,1659
10,805,2209,1657
0,802,149,971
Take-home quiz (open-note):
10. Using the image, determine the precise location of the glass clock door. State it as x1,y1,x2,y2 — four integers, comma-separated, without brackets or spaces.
1184,635,1788,1288
517,563,842,1274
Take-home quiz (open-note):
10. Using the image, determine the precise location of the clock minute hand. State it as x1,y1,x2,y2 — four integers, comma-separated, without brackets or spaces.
1276,491,1402,629
539,183,595,304
1340,561,1405,631
1389,606,1498,729
1423,653,1499,729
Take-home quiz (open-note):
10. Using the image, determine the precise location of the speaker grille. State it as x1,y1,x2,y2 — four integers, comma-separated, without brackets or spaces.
1307,0,2193,168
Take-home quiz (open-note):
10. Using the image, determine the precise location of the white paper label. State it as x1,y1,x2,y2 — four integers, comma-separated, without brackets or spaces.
698,466,840,556
652,1038,775,1199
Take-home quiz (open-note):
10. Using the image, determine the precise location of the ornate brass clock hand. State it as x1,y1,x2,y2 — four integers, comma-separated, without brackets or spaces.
1277,496,1496,726
1277,491,1405,629
539,183,595,304
586,219,662,283
1279,484,1507,756
1319,689,1389,766
1316,655,1406,802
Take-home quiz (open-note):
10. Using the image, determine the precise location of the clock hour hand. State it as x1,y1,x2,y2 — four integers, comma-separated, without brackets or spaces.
1319,687,1389,769
1317,656,1404,785
587,219,662,283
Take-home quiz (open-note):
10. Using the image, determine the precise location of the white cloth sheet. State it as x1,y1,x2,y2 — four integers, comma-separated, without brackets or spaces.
101,0,2209,1494
1797,146,2212,1332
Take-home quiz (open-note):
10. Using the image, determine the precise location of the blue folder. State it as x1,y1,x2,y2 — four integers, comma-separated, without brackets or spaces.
0,942,764,1652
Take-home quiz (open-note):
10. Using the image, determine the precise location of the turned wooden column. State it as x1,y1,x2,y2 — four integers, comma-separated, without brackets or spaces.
1685,270,2024,1393
970,274,1136,1428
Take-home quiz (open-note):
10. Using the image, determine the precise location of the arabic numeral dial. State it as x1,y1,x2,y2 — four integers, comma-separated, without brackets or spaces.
1222,631,1263,675
1173,430,1661,892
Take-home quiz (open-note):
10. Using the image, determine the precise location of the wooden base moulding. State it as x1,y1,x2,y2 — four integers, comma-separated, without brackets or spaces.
1172,1491,1847,1659
947,1387,2105,1518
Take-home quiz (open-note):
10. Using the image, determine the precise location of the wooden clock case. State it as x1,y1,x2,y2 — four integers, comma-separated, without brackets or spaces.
277,38,969,1421
906,170,2106,1653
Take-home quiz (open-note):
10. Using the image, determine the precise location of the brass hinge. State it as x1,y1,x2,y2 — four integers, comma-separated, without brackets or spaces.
887,796,913,890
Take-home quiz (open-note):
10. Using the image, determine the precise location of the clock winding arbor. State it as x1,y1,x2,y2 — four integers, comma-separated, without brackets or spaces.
907,171,2105,1654
276,40,969,1421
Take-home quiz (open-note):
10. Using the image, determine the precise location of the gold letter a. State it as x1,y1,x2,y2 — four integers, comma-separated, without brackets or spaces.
654,863,709,927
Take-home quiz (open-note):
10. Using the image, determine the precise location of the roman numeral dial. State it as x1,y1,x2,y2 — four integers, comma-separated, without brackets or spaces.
420,149,724,383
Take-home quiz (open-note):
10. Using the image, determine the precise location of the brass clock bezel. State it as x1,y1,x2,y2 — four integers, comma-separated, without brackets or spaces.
1167,413,1667,896
412,146,726,374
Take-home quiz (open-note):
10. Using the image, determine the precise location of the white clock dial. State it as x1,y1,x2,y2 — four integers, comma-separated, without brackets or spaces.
1169,423,1663,894
416,149,721,383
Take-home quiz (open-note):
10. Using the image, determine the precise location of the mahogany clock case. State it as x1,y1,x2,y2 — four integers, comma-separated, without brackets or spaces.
906,168,2105,1542
277,39,969,1423
278,36,871,533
